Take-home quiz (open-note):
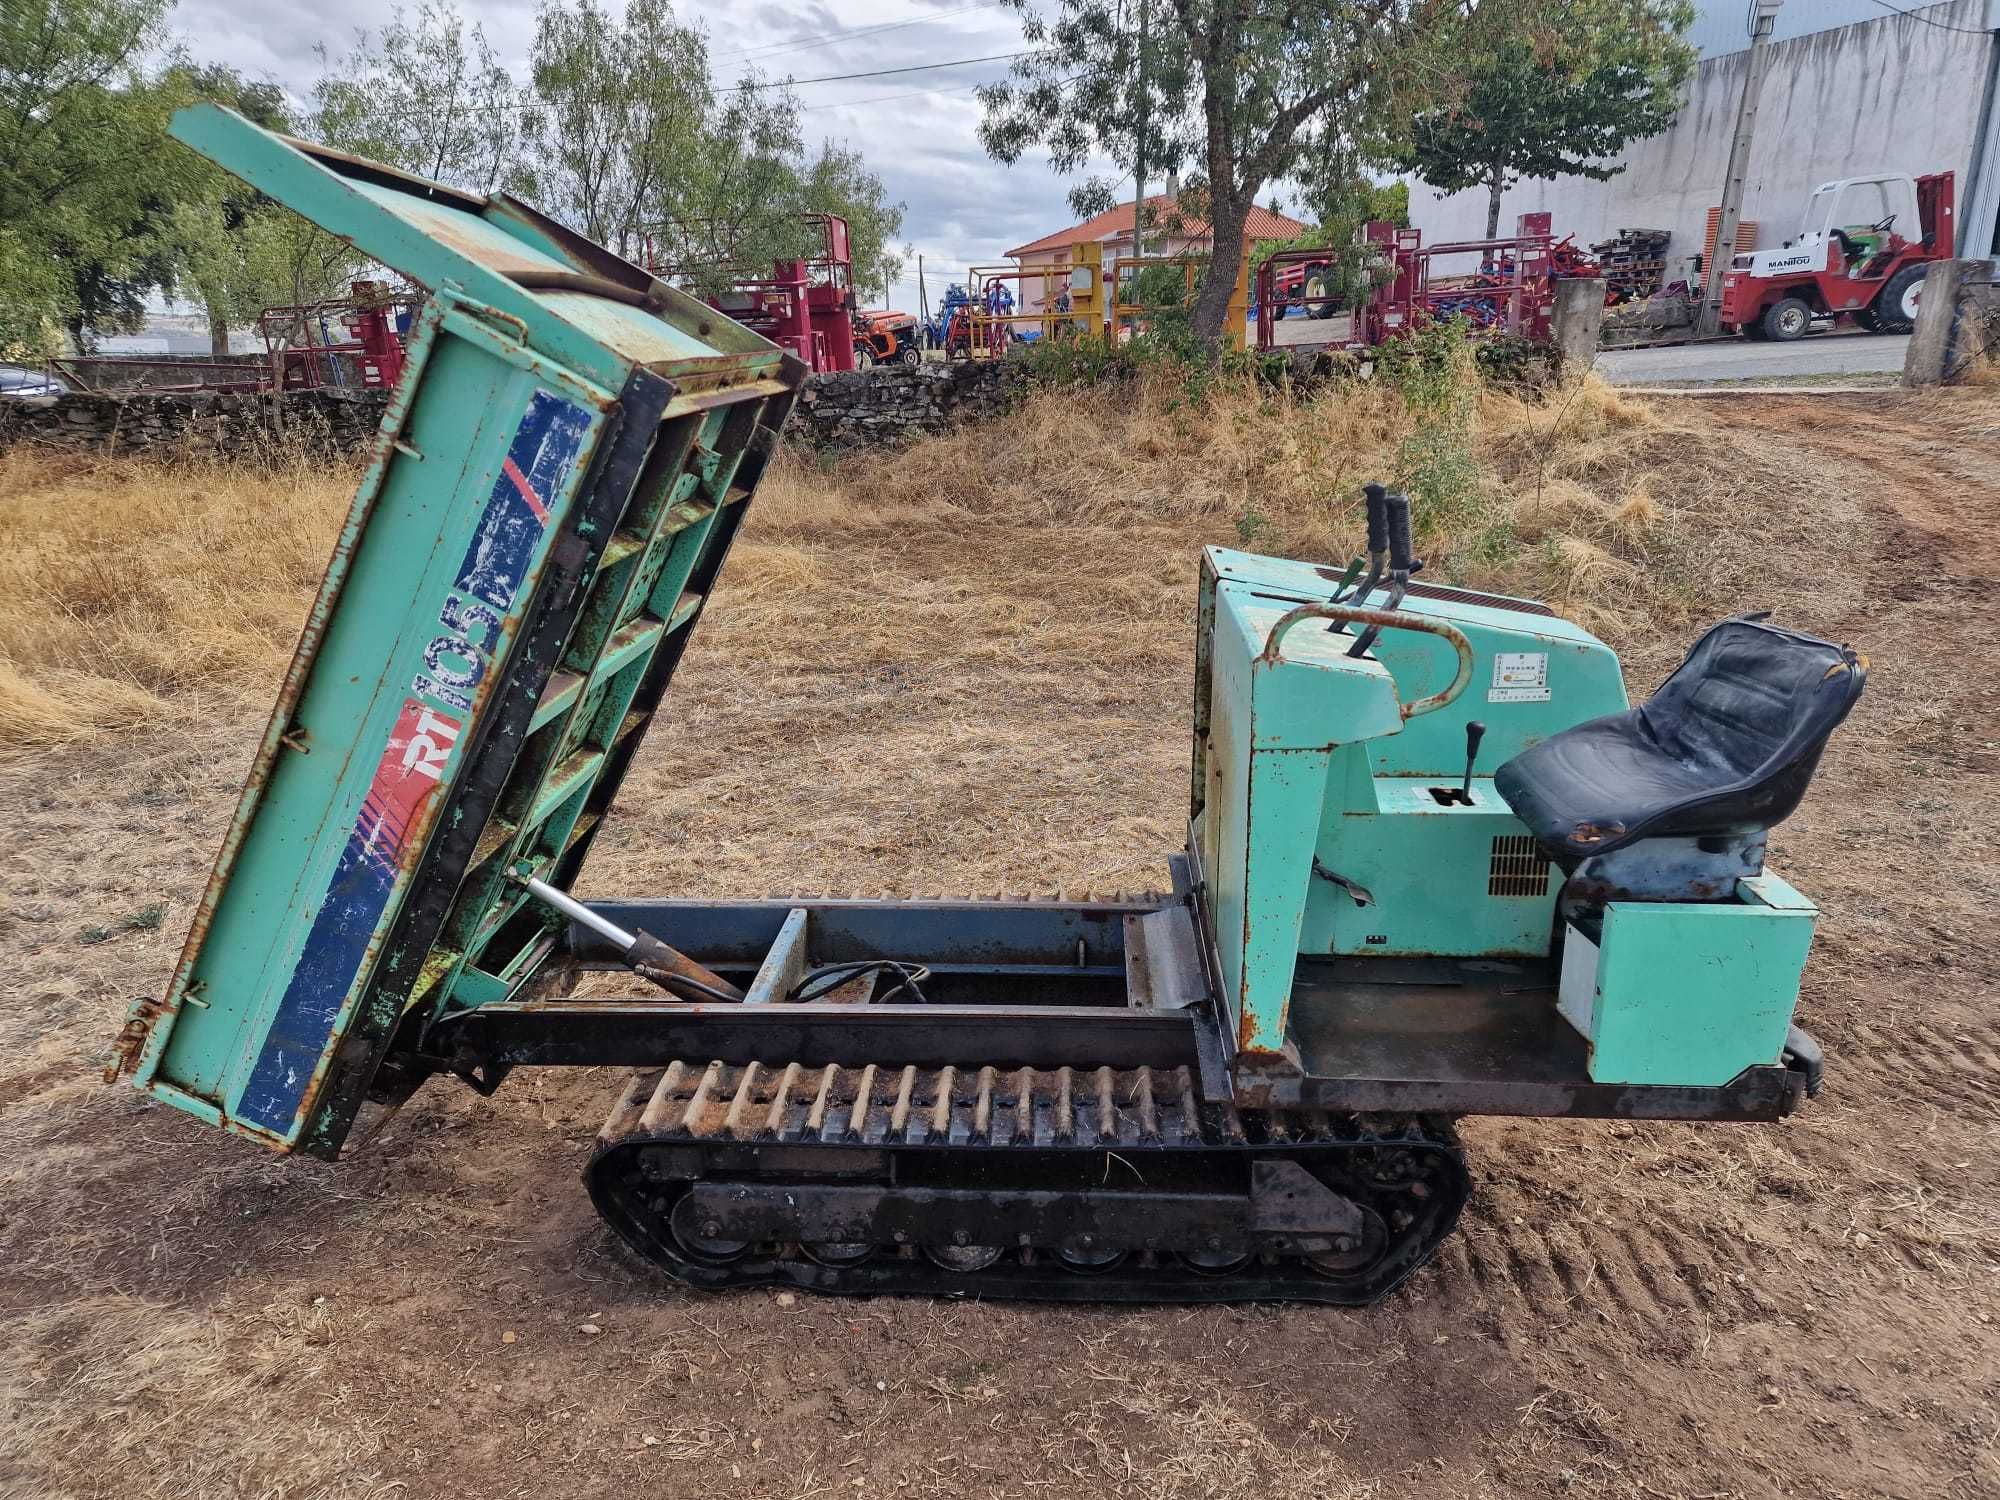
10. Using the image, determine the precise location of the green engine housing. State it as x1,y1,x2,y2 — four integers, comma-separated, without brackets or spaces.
1191,545,1820,1091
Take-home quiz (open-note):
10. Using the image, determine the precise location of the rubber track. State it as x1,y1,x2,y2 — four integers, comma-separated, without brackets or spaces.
587,1059,1470,1305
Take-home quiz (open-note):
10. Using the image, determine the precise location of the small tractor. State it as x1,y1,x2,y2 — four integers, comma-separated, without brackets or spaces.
852,309,924,368
1720,171,1954,341
115,108,1868,1306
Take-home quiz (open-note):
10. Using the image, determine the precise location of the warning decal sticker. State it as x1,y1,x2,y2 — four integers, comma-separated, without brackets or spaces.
1489,651,1550,703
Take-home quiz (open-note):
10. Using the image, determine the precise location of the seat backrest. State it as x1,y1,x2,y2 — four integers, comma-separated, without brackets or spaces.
1638,616,1865,831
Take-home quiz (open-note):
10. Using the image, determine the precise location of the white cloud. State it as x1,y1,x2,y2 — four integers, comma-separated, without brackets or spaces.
166,0,1114,311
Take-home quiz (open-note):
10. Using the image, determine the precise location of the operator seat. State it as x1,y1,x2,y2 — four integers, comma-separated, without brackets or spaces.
1493,615,1866,902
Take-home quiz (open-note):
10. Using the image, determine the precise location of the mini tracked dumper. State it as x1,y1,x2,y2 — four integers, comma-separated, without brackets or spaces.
114,110,1868,1306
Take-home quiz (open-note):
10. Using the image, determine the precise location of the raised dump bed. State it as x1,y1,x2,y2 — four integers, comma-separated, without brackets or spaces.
117,104,804,1156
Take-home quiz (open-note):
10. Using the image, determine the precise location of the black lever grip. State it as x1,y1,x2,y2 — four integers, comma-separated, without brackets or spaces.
1362,482,1389,555
1386,492,1414,574
1461,719,1487,798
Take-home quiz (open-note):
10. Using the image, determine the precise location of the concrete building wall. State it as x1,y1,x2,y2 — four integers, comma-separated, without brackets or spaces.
1408,0,1999,270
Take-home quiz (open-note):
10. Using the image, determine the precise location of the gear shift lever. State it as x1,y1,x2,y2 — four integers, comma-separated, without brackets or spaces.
1461,720,1486,801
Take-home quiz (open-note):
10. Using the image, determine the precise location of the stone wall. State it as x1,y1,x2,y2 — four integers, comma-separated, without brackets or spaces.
791,360,1021,450
0,361,1024,460
0,388,392,458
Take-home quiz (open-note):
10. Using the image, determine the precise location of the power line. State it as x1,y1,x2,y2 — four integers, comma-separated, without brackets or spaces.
713,2,1004,65
799,66,1078,112
1865,0,1997,34
798,77,993,111
725,50,1033,90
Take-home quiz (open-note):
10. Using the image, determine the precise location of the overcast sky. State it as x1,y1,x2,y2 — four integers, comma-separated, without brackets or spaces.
164,0,1113,311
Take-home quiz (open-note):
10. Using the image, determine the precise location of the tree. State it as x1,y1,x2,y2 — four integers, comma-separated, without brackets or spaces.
1379,0,1696,238
310,1,524,194
979,0,1472,356
658,91,908,300
154,62,317,353
521,0,708,257
524,0,906,298
649,77,814,288
796,140,906,301
0,0,178,350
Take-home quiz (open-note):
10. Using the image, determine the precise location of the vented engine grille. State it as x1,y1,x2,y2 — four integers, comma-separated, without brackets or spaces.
1488,835,1552,897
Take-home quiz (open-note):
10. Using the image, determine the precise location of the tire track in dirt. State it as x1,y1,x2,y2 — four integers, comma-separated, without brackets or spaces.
1843,1022,2000,1119
1429,1213,1766,1327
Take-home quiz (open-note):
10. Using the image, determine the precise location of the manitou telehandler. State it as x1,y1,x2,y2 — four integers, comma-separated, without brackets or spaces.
1720,171,1954,341
112,108,1868,1305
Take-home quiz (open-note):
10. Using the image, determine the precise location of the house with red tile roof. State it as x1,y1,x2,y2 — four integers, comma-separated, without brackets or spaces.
1003,195,1309,321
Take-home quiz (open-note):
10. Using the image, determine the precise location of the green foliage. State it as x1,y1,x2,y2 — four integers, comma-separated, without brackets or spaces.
1235,505,1277,548
1378,317,1484,536
311,1,525,193
153,62,355,350
0,0,177,348
524,0,907,296
78,901,166,945
1473,332,1561,390
0,0,908,348
1376,0,1697,236
521,0,707,256
978,1,1470,356
796,140,906,302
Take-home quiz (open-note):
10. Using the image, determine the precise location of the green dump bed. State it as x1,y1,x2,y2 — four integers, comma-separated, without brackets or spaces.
121,106,804,1156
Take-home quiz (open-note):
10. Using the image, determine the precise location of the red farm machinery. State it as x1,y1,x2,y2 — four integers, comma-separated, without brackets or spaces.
45,280,417,396
257,279,417,392
1256,214,1599,354
1718,172,1954,341
647,214,923,374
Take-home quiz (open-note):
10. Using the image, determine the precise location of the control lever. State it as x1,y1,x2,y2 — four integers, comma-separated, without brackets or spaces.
1339,482,1389,608
1386,491,1415,580
1324,556,1363,603
1347,490,1416,658
1460,720,1486,799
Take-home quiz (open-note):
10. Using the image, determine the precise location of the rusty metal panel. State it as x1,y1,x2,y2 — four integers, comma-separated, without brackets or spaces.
120,109,802,1155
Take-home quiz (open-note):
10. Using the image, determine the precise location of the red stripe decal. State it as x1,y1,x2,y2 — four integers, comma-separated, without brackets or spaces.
503,456,551,525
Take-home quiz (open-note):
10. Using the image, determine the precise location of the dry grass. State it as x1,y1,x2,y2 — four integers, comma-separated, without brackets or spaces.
0,450,350,747
0,369,1802,759
0,1293,385,1498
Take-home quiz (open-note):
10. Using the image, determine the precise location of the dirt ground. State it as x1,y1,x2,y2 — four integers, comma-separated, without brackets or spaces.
2,389,1996,1500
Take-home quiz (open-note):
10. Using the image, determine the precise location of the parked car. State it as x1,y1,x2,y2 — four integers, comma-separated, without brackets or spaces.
0,363,67,399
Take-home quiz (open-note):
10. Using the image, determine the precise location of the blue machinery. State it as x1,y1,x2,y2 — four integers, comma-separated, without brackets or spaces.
116,112,1866,1305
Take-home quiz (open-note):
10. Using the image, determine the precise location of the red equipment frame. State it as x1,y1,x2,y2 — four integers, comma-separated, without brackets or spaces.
648,214,859,373
257,279,416,393
1257,215,1596,353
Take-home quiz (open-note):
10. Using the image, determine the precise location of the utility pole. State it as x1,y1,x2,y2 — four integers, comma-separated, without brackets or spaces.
1697,0,1783,338
1132,0,1150,275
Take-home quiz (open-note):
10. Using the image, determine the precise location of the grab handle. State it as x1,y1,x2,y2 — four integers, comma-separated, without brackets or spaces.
1257,604,1475,720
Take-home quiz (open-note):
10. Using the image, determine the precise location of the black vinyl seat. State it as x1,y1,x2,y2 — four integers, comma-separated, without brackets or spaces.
1494,616,1866,883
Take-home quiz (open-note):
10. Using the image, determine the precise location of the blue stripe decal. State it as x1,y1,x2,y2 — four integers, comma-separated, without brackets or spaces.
234,387,591,1138
235,699,449,1134
458,390,593,609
